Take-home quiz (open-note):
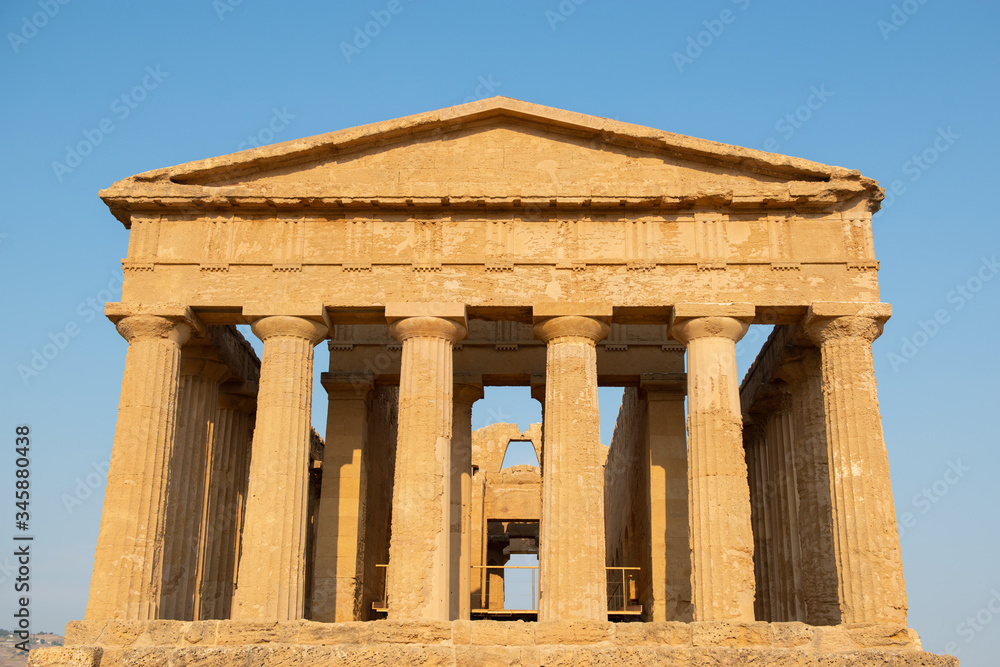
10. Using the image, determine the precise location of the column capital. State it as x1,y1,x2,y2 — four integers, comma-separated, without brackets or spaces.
320,371,375,402
389,316,467,343
251,315,328,345
669,316,750,345
115,315,193,347
217,390,257,414
106,302,205,338
533,315,610,344
802,302,891,345
454,373,484,406
530,373,546,405
774,347,823,386
639,372,687,398
748,381,793,416
179,347,231,382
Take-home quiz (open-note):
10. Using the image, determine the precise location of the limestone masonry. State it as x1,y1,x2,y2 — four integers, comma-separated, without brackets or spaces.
31,98,955,665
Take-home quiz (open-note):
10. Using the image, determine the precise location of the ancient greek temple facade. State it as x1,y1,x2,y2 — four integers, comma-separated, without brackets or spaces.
33,99,956,666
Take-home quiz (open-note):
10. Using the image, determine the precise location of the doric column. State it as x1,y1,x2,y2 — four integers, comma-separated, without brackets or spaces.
533,309,610,621
776,347,841,625
451,375,483,620
160,349,229,620
232,315,328,621
804,303,907,624
384,304,468,621
199,382,256,620
311,372,374,622
640,374,691,621
765,390,805,621
670,304,756,621
86,309,196,621
743,419,771,621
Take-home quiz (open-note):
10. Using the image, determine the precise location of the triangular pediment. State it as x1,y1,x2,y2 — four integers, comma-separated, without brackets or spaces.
101,97,881,224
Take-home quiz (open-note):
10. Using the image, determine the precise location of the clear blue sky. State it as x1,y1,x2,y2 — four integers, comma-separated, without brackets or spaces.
2,1,997,663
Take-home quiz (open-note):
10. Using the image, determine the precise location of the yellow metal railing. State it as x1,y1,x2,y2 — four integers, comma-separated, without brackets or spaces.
472,565,538,614
606,566,642,614
372,564,642,616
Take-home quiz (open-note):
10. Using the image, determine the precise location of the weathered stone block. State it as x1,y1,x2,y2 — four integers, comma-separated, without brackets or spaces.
455,644,521,666
844,623,920,649
215,620,281,645
100,647,171,667
182,620,219,645
504,620,536,646
451,619,472,645
27,647,101,667
172,646,251,666
64,621,106,646
96,620,146,647
812,625,859,653
771,622,816,648
140,620,186,646
368,619,452,644
534,620,612,645
295,620,364,645
469,620,510,645
690,622,773,648
247,644,335,667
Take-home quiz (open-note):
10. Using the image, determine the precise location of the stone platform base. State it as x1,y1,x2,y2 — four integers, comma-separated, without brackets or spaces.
29,619,957,666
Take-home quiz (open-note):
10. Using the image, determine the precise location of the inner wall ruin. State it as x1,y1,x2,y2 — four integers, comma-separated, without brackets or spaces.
31,98,956,666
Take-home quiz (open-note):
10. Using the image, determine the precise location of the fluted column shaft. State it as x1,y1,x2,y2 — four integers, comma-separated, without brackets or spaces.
806,314,907,623
534,315,609,621
765,396,804,621
199,385,255,620
643,382,691,621
779,348,841,625
160,353,228,620
386,316,467,620
86,315,192,621
671,315,755,621
743,420,768,621
233,316,328,621
451,381,483,620
311,373,373,622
